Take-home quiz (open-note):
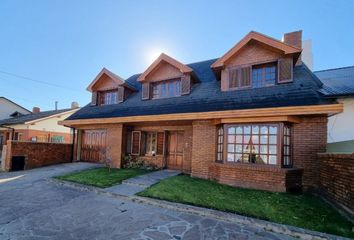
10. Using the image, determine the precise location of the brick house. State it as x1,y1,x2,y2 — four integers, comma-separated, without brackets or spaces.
0,106,79,146
60,30,343,192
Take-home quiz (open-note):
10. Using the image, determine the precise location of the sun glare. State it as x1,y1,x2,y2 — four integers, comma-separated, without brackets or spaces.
145,47,171,65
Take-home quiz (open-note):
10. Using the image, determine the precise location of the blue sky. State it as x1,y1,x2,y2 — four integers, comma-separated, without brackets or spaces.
1,0,353,111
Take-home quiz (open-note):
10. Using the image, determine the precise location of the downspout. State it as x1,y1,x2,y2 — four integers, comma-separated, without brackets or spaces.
71,127,76,163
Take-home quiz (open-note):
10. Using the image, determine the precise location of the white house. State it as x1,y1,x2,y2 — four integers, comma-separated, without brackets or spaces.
0,97,31,120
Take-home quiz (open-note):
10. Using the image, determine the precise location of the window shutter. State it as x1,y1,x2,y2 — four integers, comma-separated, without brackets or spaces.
118,86,124,103
131,131,141,155
221,68,229,91
91,91,98,105
240,66,251,87
278,58,293,83
229,68,240,88
140,132,146,155
142,83,150,100
156,132,165,155
181,74,191,95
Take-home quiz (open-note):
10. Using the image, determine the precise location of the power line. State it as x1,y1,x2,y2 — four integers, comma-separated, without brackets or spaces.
0,69,81,92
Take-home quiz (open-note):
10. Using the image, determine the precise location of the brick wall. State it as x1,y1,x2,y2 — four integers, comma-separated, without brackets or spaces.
4,140,72,171
1,129,72,144
293,116,327,190
209,163,303,192
318,153,354,216
191,120,216,178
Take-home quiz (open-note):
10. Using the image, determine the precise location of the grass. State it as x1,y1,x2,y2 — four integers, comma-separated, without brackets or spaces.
138,175,354,238
56,167,152,188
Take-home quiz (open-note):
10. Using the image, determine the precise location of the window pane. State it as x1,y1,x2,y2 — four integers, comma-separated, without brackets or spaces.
269,155,277,165
260,135,268,144
261,126,268,134
269,135,277,144
259,155,268,164
235,154,242,162
236,126,243,134
228,135,235,143
269,126,278,134
227,154,234,162
251,135,259,144
228,127,236,134
252,126,259,134
260,145,268,154
227,144,235,153
269,145,277,154
235,144,243,153
244,126,251,134
236,135,243,143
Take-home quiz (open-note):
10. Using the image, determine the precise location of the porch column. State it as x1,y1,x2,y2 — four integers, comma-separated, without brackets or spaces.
106,124,124,168
191,120,216,179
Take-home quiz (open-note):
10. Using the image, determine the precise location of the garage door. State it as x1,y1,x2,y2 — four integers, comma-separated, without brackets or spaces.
80,129,107,163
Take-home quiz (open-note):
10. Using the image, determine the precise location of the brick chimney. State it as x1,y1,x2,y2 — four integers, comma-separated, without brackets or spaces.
283,30,302,65
32,107,40,114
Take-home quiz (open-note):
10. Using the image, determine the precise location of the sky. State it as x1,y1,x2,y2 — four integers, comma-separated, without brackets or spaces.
0,0,353,111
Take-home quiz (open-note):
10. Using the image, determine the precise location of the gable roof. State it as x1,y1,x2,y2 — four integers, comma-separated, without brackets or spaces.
86,68,135,92
211,31,302,69
0,108,75,126
0,97,31,113
138,53,193,82
315,66,354,97
67,59,333,121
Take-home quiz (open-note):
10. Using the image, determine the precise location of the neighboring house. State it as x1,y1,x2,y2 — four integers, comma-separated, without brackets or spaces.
61,30,343,192
0,106,79,147
0,97,31,120
314,66,354,144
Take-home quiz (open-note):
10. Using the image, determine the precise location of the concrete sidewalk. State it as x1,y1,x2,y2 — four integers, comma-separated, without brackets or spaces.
105,169,180,196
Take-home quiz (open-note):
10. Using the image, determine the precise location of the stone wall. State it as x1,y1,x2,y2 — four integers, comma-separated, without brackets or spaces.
318,153,354,217
3,140,72,171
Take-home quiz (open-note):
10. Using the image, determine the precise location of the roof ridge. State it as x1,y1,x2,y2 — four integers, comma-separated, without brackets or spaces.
314,65,354,73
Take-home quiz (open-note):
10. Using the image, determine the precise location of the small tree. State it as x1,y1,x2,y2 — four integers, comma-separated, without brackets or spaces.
100,146,112,172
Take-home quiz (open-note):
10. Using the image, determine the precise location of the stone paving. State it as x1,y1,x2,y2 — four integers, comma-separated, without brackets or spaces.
0,163,297,239
105,169,180,196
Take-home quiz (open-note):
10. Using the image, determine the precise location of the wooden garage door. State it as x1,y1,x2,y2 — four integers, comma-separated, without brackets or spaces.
80,129,107,163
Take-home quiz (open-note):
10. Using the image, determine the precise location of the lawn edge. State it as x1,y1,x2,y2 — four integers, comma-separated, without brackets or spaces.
47,177,350,240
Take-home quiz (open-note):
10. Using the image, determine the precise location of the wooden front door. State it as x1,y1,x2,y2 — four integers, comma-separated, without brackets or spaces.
167,131,184,170
80,129,107,163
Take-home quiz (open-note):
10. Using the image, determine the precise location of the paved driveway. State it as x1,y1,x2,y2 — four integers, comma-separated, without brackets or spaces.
0,163,293,240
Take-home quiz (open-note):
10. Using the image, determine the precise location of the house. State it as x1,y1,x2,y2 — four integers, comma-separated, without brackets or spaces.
0,104,79,147
60,30,343,192
0,97,31,120
314,66,354,148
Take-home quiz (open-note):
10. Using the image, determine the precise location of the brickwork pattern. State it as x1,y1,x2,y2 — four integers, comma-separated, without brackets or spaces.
4,141,72,171
318,153,354,215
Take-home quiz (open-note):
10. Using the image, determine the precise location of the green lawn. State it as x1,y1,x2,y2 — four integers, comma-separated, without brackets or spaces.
138,175,354,238
56,167,152,188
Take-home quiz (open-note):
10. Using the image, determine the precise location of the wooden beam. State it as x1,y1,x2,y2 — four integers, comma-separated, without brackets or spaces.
219,116,301,124
59,103,343,127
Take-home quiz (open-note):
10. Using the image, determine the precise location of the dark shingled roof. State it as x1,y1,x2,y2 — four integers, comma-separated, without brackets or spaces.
0,108,73,126
67,59,334,121
315,66,354,97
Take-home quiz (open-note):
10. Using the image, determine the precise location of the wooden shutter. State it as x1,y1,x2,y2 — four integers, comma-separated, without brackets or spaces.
131,131,141,155
278,58,293,83
181,75,191,95
118,86,124,103
229,68,240,88
142,83,150,100
156,132,165,155
140,132,146,155
240,66,251,87
91,91,98,105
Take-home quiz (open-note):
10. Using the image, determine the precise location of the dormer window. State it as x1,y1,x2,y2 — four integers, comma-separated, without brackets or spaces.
151,79,181,99
99,90,118,105
252,62,277,88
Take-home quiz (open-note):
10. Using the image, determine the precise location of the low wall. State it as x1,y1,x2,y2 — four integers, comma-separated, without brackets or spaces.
318,153,354,218
3,140,72,171
208,163,303,192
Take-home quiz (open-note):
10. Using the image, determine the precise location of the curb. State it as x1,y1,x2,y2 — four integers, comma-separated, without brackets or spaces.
47,178,351,240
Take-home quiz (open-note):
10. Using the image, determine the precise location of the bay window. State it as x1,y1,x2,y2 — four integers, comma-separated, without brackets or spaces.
216,123,292,167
